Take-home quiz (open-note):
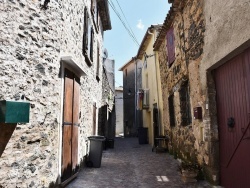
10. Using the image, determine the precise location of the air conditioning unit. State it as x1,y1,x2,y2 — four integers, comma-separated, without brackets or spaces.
143,89,149,109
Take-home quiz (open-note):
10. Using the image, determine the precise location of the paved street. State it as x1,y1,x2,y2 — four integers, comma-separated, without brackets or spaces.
66,137,212,188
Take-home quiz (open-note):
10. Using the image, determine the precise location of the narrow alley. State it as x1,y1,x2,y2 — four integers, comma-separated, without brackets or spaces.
66,137,211,188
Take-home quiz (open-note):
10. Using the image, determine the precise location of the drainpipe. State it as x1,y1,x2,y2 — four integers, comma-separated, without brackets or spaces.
148,28,161,135
134,57,138,131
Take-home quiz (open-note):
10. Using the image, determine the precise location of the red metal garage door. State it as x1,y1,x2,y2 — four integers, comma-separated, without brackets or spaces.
215,47,250,188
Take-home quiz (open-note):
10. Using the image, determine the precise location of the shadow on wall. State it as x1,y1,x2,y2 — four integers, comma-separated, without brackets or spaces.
0,123,17,157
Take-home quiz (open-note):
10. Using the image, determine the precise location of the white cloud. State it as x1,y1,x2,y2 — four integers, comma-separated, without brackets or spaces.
136,19,144,30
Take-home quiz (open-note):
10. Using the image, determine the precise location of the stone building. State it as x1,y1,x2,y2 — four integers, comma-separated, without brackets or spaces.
115,86,124,136
119,58,142,137
154,0,250,186
0,0,111,187
98,55,116,140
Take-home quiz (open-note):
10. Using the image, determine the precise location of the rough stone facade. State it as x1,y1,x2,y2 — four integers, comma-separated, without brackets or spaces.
0,0,111,187
98,58,116,139
154,0,210,183
155,0,250,185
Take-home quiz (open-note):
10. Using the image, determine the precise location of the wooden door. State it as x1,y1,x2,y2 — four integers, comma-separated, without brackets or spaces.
153,106,159,138
215,47,250,187
62,68,80,182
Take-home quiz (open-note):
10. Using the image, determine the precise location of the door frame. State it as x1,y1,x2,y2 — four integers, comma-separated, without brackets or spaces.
59,56,86,185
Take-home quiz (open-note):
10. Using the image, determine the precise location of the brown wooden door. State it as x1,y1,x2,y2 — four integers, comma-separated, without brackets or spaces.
62,69,80,182
215,47,250,187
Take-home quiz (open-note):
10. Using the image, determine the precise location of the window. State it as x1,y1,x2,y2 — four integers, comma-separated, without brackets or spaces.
166,27,175,67
179,81,192,126
91,0,96,15
96,43,100,81
91,0,99,32
168,94,175,127
89,28,94,62
83,7,94,66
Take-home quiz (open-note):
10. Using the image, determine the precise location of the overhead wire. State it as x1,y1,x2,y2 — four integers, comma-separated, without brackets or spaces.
108,1,138,45
114,0,138,45
108,0,140,46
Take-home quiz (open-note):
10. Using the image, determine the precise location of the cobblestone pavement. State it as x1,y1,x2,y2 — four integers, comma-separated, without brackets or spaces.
66,137,212,188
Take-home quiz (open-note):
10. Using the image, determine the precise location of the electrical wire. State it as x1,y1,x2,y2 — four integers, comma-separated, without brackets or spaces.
108,0,140,46
114,0,138,45
108,1,138,45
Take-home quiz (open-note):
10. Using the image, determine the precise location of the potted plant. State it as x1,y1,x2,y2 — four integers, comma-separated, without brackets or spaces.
179,161,199,183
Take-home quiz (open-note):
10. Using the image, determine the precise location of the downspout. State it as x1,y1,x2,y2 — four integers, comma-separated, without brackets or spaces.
134,57,138,131
148,28,161,135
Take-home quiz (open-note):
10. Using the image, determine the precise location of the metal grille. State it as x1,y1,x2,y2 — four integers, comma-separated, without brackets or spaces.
179,81,192,126
168,94,175,127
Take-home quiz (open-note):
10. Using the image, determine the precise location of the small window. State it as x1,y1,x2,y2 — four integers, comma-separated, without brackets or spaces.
168,94,175,127
166,27,175,67
179,81,192,126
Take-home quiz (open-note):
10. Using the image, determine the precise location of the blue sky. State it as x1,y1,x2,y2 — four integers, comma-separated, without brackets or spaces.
104,0,171,87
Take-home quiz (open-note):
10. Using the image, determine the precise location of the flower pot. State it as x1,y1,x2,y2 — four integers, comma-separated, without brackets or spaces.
181,169,198,183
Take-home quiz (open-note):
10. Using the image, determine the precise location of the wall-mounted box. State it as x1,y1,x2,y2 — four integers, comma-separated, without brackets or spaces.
0,100,30,123
193,107,202,120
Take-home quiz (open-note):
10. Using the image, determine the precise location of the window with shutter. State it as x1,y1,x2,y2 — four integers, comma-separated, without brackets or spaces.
91,0,96,15
166,27,175,67
91,0,99,32
96,43,100,81
168,94,175,127
83,7,94,66
89,28,94,62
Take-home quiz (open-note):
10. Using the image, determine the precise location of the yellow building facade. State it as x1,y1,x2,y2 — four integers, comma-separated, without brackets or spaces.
136,25,164,146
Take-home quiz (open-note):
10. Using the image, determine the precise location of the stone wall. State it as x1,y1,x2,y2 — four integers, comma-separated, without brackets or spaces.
157,0,211,182
115,88,123,136
99,58,115,138
0,0,107,187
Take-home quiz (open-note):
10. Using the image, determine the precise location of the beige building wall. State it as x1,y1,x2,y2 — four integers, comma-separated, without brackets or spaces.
139,26,163,146
201,0,250,89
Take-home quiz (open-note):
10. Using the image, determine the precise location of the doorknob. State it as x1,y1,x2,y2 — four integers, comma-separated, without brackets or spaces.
227,117,235,128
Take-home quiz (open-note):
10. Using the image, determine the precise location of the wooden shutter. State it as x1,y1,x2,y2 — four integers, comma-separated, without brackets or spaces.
93,103,97,135
96,43,100,81
91,0,96,15
89,28,94,62
166,27,175,66
83,7,88,54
